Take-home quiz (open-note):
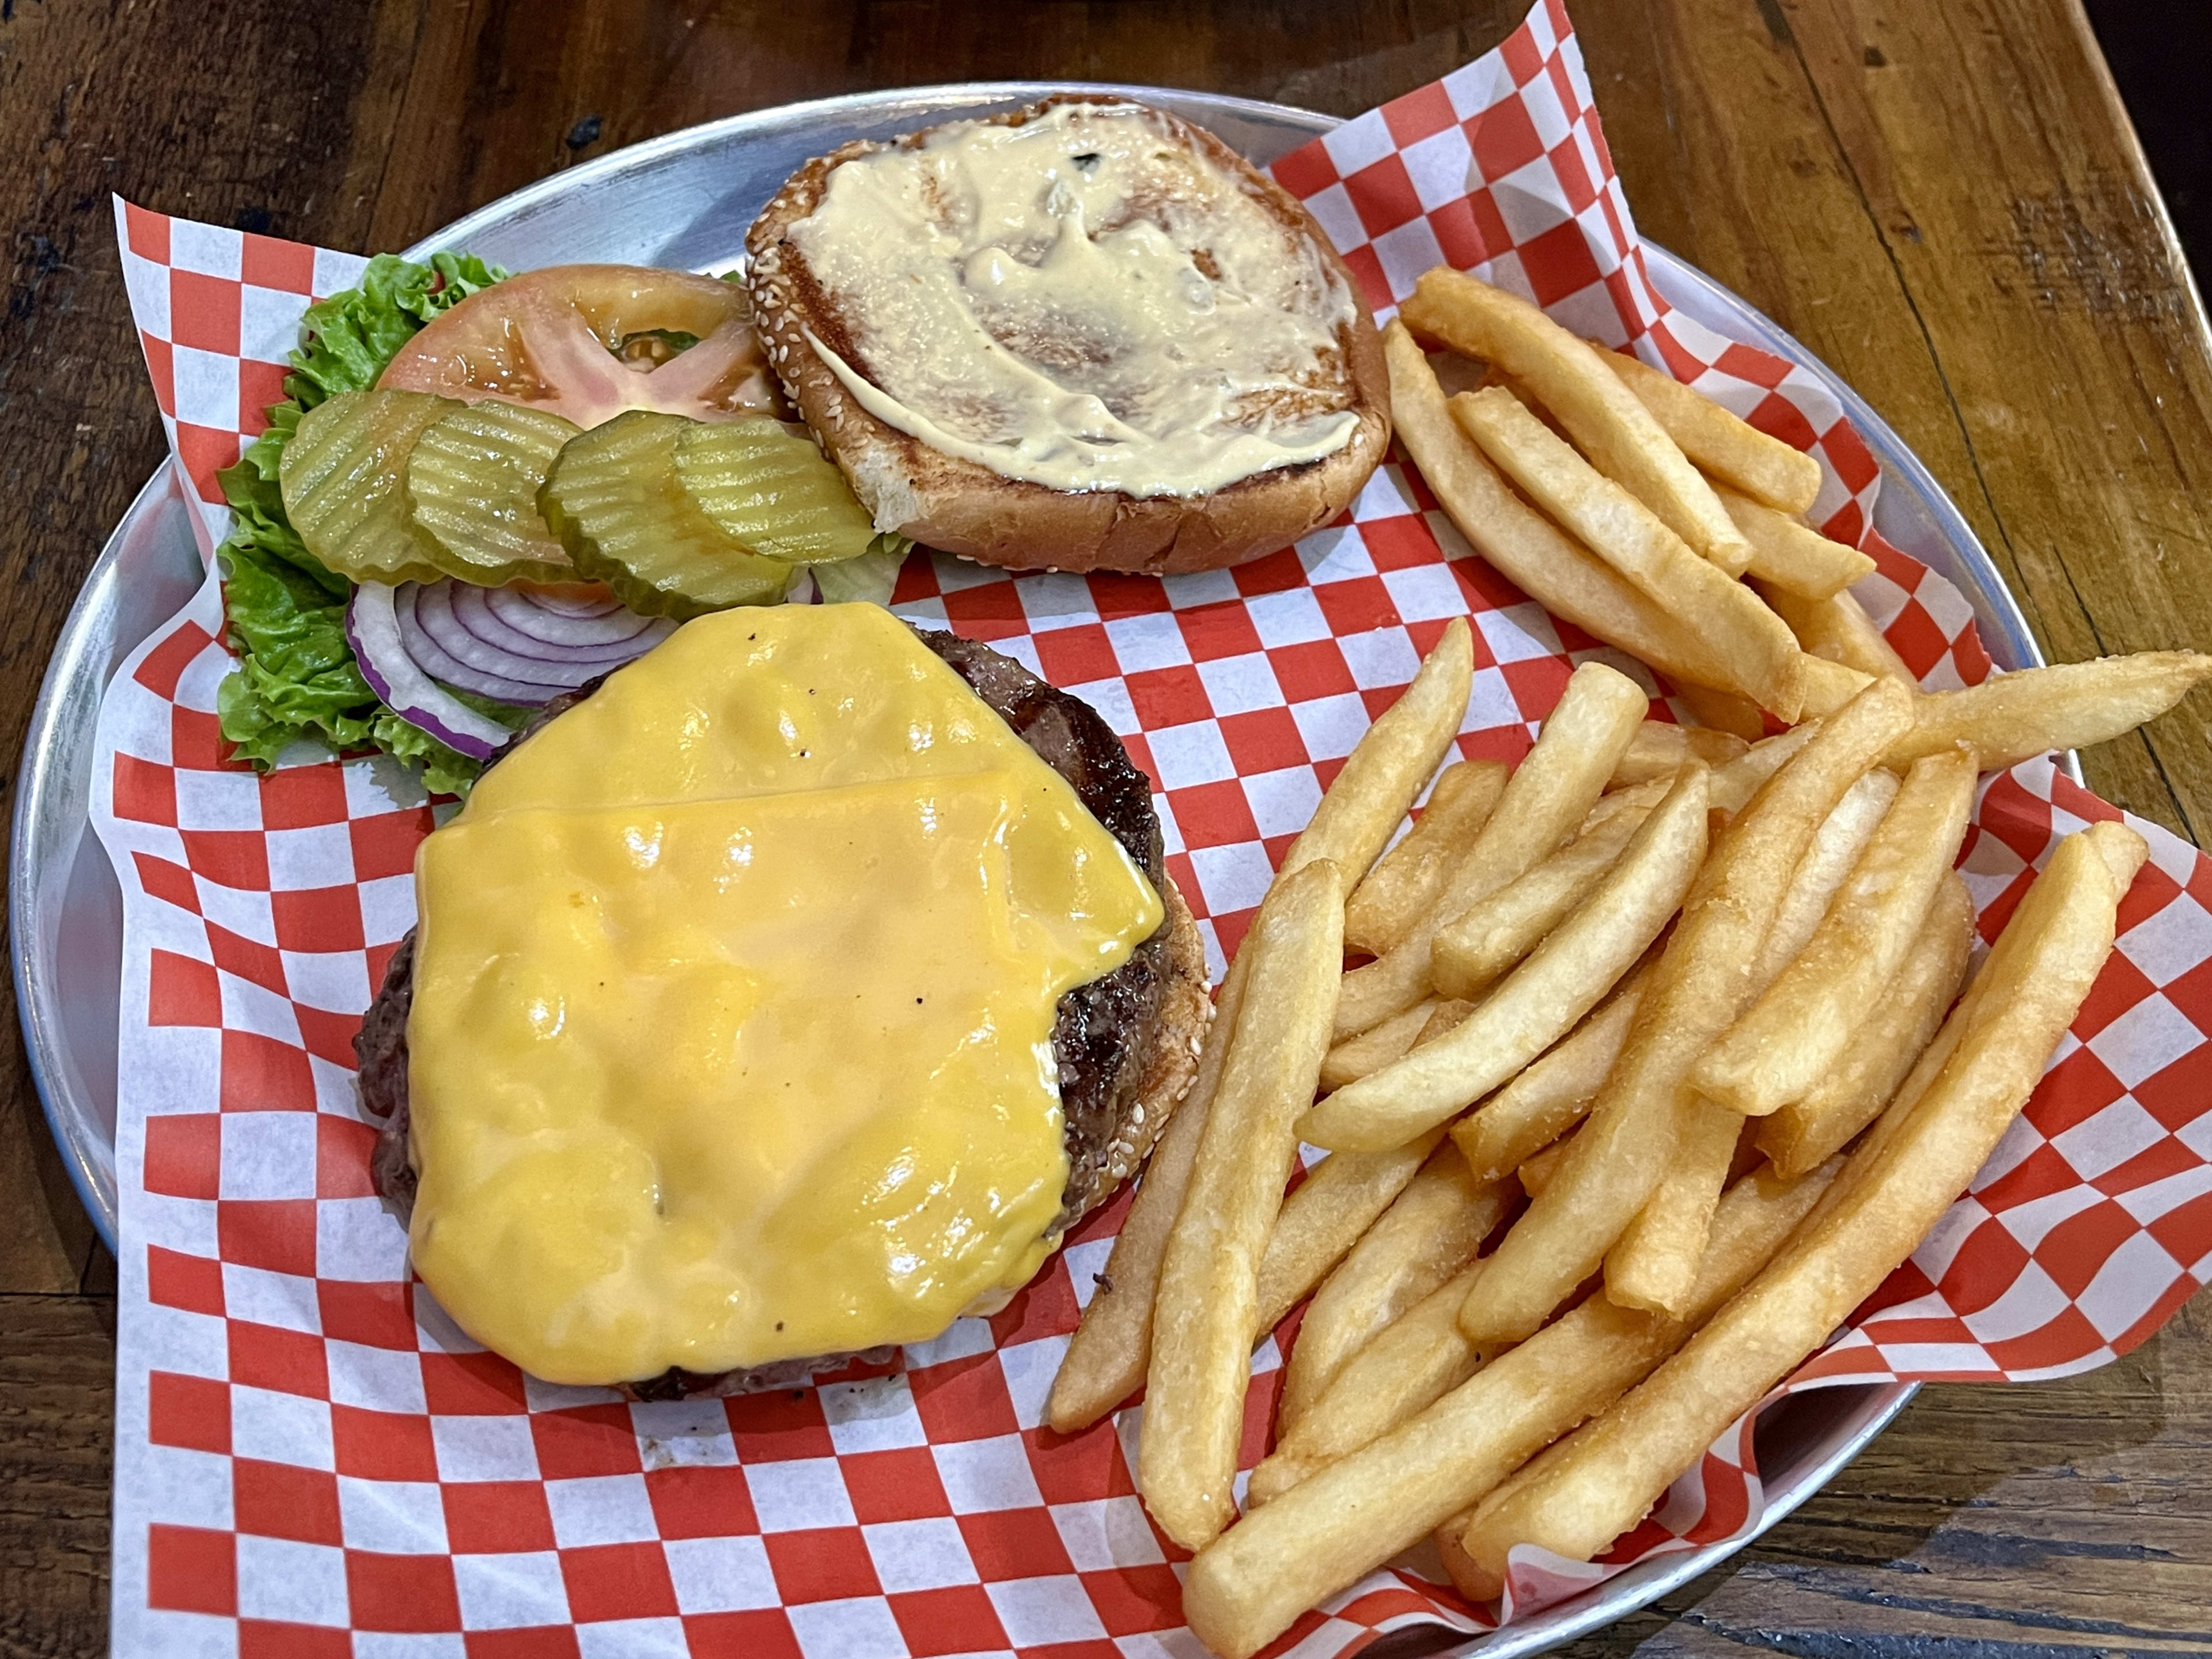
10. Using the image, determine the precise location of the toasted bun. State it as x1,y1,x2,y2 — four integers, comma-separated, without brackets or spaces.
744,96,1390,576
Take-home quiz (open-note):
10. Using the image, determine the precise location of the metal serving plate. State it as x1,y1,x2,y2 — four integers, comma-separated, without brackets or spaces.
13,82,2051,1657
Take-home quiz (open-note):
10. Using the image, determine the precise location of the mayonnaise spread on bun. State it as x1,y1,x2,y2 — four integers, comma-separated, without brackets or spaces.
404,604,1162,1385
786,101,1361,498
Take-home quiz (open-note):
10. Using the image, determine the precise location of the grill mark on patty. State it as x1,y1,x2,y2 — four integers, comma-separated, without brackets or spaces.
355,628,1171,1397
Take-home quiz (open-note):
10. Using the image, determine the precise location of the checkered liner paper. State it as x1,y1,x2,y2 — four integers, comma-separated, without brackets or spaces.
91,3,2212,1654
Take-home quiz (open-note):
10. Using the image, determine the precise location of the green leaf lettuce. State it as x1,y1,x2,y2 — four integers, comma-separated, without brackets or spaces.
211,250,510,791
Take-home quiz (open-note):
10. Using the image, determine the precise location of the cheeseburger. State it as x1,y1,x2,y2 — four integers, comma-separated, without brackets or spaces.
359,604,1208,1395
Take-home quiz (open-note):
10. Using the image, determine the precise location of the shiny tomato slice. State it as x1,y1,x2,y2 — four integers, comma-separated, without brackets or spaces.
377,263,778,428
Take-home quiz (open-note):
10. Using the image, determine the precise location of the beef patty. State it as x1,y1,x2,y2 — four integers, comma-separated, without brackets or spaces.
355,627,1186,1399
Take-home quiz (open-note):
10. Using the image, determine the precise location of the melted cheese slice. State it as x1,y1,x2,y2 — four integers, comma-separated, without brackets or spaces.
463,600,1037,819
407,604,1162,1385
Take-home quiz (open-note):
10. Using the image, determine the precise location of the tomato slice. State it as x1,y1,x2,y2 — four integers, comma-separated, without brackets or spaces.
377,263,779,428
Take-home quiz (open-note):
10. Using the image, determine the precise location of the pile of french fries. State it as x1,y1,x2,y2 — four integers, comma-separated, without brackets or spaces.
1044,268,2212,1659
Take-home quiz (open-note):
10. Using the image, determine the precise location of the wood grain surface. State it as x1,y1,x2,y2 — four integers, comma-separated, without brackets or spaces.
2,1,2206,1654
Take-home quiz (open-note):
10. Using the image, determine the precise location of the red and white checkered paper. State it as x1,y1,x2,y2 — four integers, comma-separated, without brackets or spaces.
92,3,2211,1653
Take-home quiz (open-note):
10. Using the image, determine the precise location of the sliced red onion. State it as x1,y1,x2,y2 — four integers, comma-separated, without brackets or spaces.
480,581,662,647
378,578,677,707
349,577,679,760
345,583,517,760
407,586,627,699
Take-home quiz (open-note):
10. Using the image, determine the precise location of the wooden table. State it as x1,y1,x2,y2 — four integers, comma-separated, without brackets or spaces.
3,1,2207,1652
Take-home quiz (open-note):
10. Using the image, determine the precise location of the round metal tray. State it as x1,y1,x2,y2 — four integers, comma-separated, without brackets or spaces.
11,82,2055,1658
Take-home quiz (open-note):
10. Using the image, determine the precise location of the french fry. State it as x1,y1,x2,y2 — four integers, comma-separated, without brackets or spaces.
1672,681,1769,743
1385,321,1752,700
1303,764,1710,1153
1319,1001,1435,1093
1333,659,1649,1039
1430,778,1671,1001
1602,1100,1741,1313
1759,874,1975,1177
1343,760,1510,955
1453,387,1804,719
1796,651,1879,717
1883,652,2212,772
1453,970,1649,1182
1055,620,1481,1436
1047,949,1244,1434
1717,485,1876,600
1417,998,1478,1045
1600,348,1824,514
1275,1145,1510,1430
1725,1117,1770,1184
1252,1131,1443,1334
1138,861,1345,1551
1401,270,1752,571
1757,768,1900,982
1763,582,1915,683
1696,749,1979,1116
1183,1156,1842,1658
1188,1304,1618,1659
1271,990,1511,1347
1434,1509,1487,1599
1479,368,1571,438
1279,620,1475,886
1610,721,1749,787
1334,767,1649,1080
1453,824,2146,1594
1604,764,1895,1312
1797,940,1979,1237
1245,1257,1490,1508
1459,679,1916,1345
2089,818,2148,886
1441,1154,1781,1590
1582,771,1670,831
1517,1131,1575,1196
1059,631,1490,1434
1709,725,1817,813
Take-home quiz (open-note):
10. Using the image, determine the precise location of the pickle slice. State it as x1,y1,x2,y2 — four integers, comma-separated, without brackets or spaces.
537,410,794,619
281,389,463,585
405,401,580,586
672,418,880,565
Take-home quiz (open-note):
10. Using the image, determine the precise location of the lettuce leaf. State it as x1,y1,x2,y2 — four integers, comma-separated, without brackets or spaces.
812,535,915,607
212,251,507,790
215,537,381,766
214,522,529,794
